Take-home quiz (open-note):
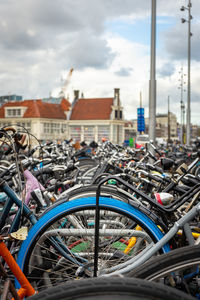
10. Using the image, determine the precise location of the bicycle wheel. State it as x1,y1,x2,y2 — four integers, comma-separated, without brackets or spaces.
77,166,99,185
128,245,200,297
28,277,194,300
76,158,98,172
58,184,141,203
16,197,170,291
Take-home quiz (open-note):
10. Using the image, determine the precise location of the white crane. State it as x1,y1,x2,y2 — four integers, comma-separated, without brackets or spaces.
59,68,74,98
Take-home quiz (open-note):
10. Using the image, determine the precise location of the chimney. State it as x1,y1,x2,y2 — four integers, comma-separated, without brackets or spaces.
74,90,79,99
114,88,120,106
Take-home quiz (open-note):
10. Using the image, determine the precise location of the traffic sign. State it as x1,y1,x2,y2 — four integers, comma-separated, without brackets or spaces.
137,108,145,132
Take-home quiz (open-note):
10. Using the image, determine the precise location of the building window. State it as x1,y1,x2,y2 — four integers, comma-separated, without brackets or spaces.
83,126,94,143
15,122,31,132
6,108,21,117
43,123,50,134
61,124,67,133
115,110,122,120
0,122,12,128
43,123,60,134
98,126,109,141
51,123,60,134
0,121,31,132
70,126,81,141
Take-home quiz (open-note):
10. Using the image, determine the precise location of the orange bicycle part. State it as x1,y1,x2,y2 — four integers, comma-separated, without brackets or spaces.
0,240,35,299
124,225,142,254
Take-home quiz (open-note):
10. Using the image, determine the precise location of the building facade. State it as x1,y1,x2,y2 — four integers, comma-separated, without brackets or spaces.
68,88,124,144
0,88,125,144
132,112,178,140
124,121,136,141
0,98,70,144
0,95,23,107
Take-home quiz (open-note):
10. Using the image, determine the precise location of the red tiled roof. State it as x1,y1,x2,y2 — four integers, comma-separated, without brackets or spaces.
60,98,71,111
70,98,114,120
124,121,133,127
0,99,71,119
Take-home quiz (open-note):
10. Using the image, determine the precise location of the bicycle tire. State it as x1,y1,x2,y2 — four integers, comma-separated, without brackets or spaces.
57,184,167,231
195,165,200,177
28,277,194,300
43,184,142,219
58,184,140,203
76,158,98,171
16,197,170,290
128,244,200,297
129,244,200,279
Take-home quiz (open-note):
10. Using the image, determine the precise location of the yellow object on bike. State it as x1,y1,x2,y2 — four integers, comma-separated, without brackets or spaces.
124,225,142,254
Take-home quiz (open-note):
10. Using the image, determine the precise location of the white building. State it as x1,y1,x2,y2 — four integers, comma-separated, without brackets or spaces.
0,98,70,144
0,88,125,144
68,88,124,144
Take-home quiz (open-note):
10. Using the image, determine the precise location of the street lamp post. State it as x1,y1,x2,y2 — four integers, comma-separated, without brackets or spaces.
180,0,192,145
167,96,170,145
183,102,186,143
149,0,157,143
178,66,186,143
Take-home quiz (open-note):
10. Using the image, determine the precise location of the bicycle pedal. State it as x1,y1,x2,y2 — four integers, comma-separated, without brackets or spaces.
10,227,28,240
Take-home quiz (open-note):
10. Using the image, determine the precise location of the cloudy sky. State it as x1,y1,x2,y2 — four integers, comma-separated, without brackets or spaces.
0,0,199,124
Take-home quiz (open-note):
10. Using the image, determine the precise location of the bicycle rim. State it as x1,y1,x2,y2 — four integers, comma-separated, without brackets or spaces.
17,197,170,291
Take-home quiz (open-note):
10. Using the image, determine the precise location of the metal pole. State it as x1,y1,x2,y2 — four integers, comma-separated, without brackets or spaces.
180,69,183,144
115,88,120,144
140,91,142,135
180,67,183,143
149,0,157,143
140,91,142,109
183,103,185,143
168,96,170,144
181,100,184,143
180,100,183,143
186,0,191,145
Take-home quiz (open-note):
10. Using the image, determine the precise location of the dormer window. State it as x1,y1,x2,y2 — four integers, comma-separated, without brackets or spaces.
5,107,27,118
7,108,21,117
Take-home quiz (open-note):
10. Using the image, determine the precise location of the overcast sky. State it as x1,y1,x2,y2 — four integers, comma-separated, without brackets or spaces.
0,0,200,124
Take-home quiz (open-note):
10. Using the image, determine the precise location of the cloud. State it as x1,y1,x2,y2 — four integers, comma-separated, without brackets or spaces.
115,67,133,77
157,63,175,78
64,29,116,69
163,21,200,61
0,0,199,125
